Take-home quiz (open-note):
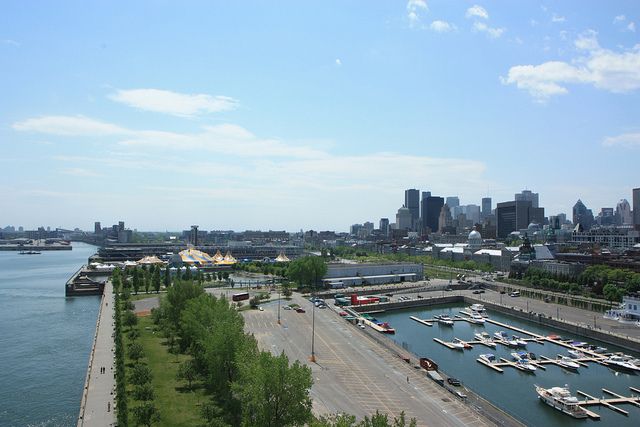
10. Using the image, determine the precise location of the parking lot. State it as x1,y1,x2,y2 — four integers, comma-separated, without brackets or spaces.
243,293,494,427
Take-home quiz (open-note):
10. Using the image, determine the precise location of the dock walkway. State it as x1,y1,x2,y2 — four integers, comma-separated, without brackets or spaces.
77,281,115,427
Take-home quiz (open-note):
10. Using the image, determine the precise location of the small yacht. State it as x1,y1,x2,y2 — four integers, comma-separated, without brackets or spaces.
535,385,589,419
494,331,518,347
450,339,465,350
516,359,537,372
511,351,531,361
586,345,607,354
556,355,580,370
453,338,472,349
605,355,640,373
567,349,585,359
469,303,486,313
437,315,454,326
512,335,528,347
474,332,496,348
468,312,486,324
479,353,497,364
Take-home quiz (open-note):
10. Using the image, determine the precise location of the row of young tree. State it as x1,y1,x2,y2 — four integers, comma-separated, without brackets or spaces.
151,279,314,426
522,265,640,302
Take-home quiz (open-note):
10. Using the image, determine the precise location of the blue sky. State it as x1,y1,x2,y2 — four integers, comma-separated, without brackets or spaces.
1,1,639,231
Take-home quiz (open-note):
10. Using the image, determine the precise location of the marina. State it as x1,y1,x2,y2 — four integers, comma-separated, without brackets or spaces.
375,302,640,427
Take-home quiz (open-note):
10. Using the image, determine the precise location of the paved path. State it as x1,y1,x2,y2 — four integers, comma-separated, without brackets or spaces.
77,281,116,426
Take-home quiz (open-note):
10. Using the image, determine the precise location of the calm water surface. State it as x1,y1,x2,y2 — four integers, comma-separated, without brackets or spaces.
0,243,99,426
376,304,640,427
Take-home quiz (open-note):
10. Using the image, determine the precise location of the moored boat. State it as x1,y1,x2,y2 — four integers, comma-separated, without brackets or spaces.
479,353,497,364
604,355,640,373
556,355,580,370
512,335,527,347
468,312,486,324
469,303,486,313
516,359,537,372
535,385,588,419
437,315,454,326
567,349,585,359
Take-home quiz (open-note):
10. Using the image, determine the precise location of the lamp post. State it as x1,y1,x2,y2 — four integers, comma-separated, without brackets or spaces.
311,273,316,363
277,282,281,325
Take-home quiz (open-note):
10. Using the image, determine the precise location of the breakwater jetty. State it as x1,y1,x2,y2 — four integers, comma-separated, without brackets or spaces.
77,281,116,426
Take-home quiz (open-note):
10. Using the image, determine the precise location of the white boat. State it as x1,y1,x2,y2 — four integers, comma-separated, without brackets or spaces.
567,349,585,359
512,335,528,347
605,355,640,373
450,340,465,350
468,312,486,324
474,332,496,348
516,359,537,372
479,353,497,364
494,331,518,347
469,303,486,313
535,385,589,419
556,355,580,370
453,338,472,349
511,351,530,361
437,315,454,326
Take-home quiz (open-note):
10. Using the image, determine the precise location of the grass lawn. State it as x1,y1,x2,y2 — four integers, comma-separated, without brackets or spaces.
124,316,207,426
129,292,163,302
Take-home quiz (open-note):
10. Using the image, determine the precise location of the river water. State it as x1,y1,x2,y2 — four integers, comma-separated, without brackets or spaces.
375,303,640,427
0,243,99,426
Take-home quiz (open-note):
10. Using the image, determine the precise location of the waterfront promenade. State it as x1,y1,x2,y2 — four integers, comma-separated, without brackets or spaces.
77,281,115,427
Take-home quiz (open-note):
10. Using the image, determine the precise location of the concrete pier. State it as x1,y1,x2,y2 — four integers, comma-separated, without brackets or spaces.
77,281,116,426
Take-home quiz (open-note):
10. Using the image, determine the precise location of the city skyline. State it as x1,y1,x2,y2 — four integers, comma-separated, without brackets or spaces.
2,1,639,231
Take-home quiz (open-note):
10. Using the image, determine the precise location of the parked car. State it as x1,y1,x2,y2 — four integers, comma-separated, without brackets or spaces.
296,308,306,313
283,306,292,310
338,311,348,317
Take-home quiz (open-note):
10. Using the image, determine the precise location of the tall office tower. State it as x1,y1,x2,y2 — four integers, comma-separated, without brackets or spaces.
465,204,481,224
118,221,125,232
363,222,374,234
350,224,363,236
496,200,544,238
421,195,444,233
573,200,594,230
190,225,199,246
379,218,390,236
396,206,412,230
615,199,632,225
445,196,460,208
481,197,492,218
438,204,453,231
94,221,101,235
404,189,420,230
633,188,640,230
597,208,615,226
549,215,561,230
557,213,567,224
515,190,539,208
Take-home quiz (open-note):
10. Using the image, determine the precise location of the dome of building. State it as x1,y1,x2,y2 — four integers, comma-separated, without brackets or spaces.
468,229,481,240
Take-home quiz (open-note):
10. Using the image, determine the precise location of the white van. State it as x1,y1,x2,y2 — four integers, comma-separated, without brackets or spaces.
510,291,520,297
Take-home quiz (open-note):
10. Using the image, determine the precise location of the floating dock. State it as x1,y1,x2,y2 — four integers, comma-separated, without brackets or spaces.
574,387,640,419
410,316,433,327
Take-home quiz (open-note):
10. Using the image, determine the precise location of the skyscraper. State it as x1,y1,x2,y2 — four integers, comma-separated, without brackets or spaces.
573,200,594,230
615,199,632,225
438,204,453,231
94,221,101,235
379,218,390,236
515,190,539,208
404,189,420,231
445,196,460,208
481,197,492,218
634,188,640,230
496,200,544,238
396,206,412,230
421,194,444,233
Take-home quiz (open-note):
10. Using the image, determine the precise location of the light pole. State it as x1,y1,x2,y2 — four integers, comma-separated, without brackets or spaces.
310,273,316,363
277,282,281,325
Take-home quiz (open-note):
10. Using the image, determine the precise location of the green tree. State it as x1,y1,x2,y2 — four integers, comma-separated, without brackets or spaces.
144,268,151,293
161,280,205,341
176,359,198,390
234,350,313,427
128,342,145,363
281,282,292,299
133,402,160,427
130,364,152,386
132,268,141,294
123,310,138,329
603,283,624,304
152,266,161,293
287,256,327,290
164,266,171,288
184,265,193,281
132,383,155,401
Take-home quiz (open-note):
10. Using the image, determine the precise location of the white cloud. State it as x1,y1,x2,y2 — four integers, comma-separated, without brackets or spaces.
2,39,20,46
603,132,640,148
60,168,101,177
473,22,505,38
406,0,428,28
628,22,636,33
466,5,488,20
12,115,129,136
335,58,342,66
614,15,626,23
502,32,640,100
429,20,456,33
613,14,636,32
551,14,566,23
108,88,238,117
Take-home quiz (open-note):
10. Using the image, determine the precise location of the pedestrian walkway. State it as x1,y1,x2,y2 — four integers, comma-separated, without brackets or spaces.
77,281,116,426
